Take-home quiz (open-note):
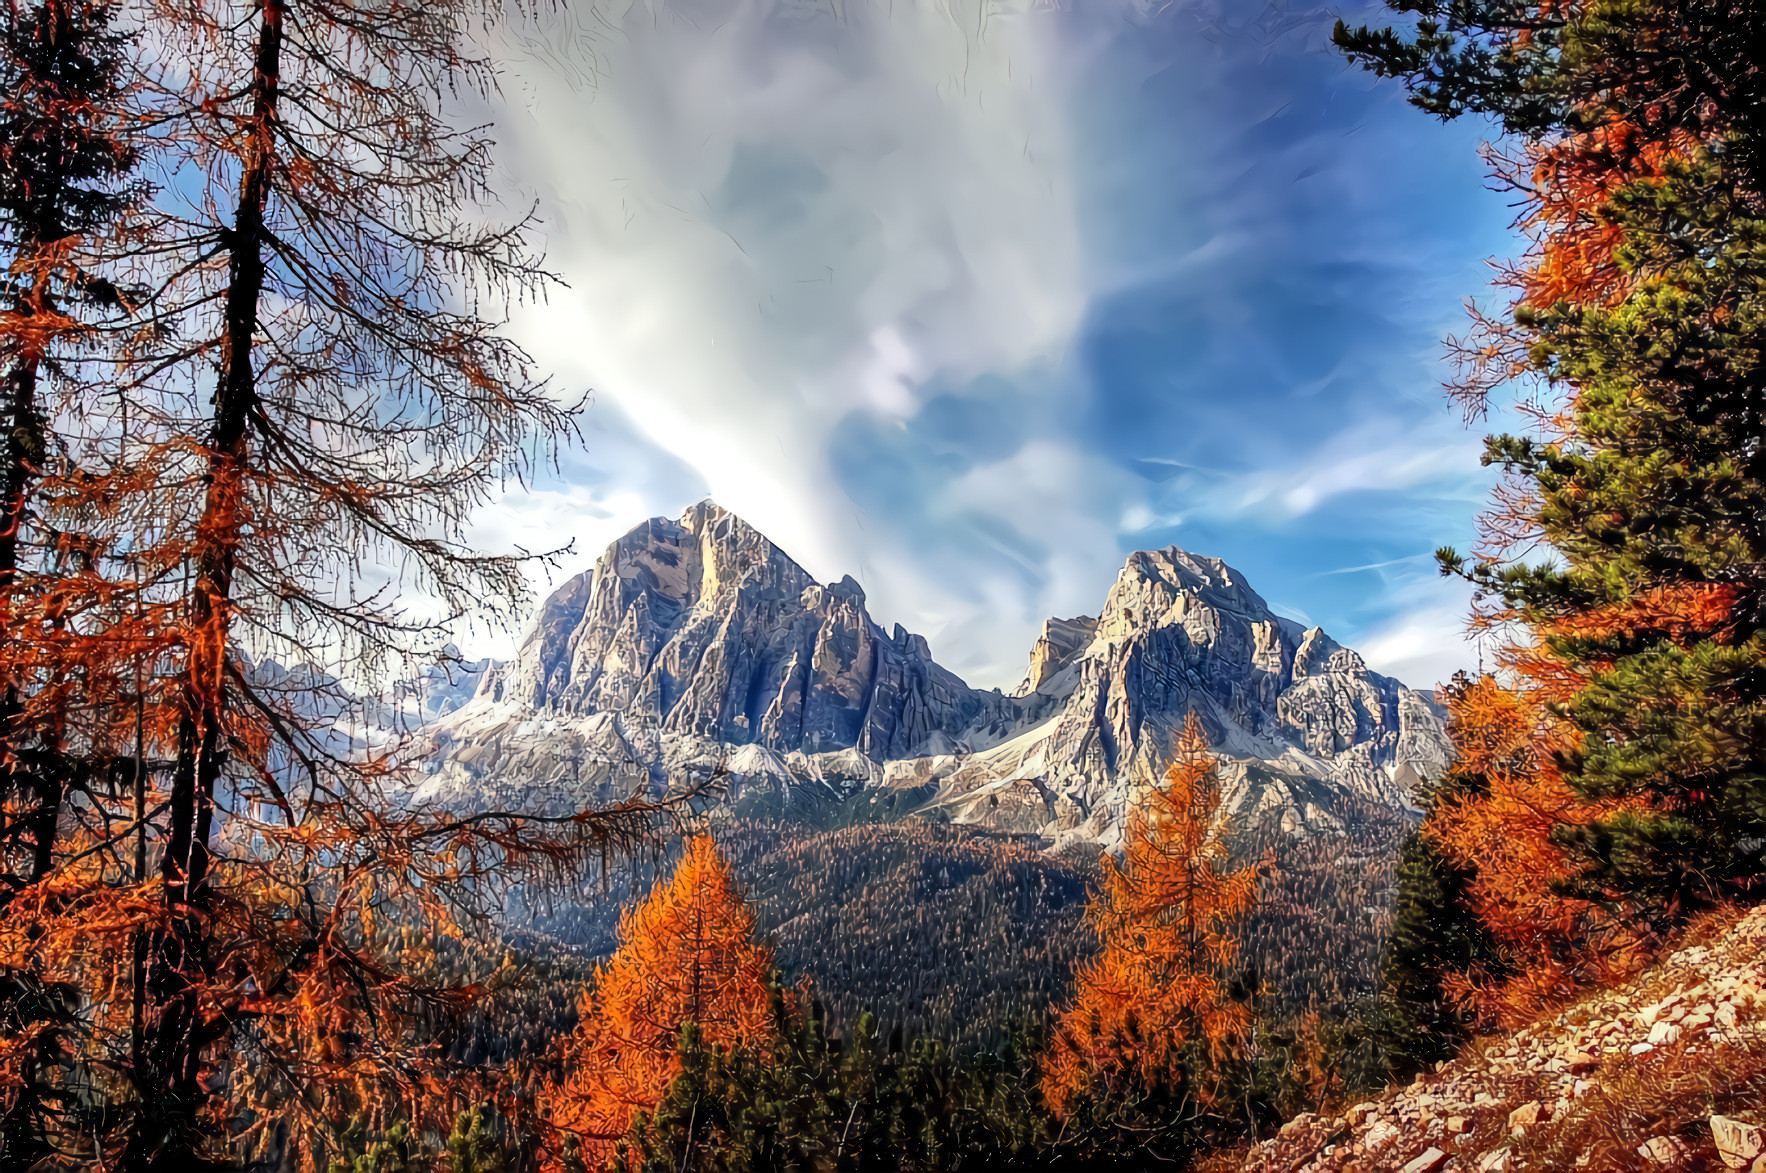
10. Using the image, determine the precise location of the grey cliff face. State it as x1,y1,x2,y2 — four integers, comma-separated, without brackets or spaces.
401,645,497,725
466,501,1002,759
414,502,1450,844
902,546,1450,847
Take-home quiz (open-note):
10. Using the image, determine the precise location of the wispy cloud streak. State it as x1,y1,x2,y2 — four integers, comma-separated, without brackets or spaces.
448,0,1518,689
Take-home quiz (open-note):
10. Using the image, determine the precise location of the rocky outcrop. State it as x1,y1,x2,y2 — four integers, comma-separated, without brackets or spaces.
413,503,1011,815
1243,907,1766,1172
467,501,1001,757
413,502,1449,843
1012,615,1098,697
894,546,1450,848
396,644,498,726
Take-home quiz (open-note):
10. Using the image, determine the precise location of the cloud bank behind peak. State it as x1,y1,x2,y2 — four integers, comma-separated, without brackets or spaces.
456,0,1516,692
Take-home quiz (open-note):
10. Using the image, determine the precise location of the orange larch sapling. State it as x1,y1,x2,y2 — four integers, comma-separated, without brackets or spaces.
1041,713,1260,1135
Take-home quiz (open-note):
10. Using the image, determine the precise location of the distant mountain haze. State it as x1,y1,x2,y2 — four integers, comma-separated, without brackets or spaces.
411,501,1451,849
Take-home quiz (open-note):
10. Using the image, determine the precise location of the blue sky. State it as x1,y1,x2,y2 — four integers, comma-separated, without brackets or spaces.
457,0,1519,692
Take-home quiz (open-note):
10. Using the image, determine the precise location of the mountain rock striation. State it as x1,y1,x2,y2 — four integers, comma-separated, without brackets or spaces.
411,502,1451,847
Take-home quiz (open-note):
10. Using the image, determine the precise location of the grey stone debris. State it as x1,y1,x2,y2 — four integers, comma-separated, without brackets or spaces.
409,501,1452,843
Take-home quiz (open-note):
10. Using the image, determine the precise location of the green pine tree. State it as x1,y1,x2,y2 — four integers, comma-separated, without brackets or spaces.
328,1118,426,1173
626,991,1056,1172
1337,0,1766,935
1348,815,1512,1087
446,1104,507,1173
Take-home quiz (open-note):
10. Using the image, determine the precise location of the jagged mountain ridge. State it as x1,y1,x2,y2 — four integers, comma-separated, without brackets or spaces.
412,501,1450,846
473,501,1004,758
914,544,1452,846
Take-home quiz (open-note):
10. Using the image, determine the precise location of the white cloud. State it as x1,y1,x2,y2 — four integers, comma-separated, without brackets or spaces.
916,439,1142,680
417,0,1509,701
449,0,1091,680
859,324,922,418
491,0,1084,480
1230,421,1486,519
1349,573,1482,690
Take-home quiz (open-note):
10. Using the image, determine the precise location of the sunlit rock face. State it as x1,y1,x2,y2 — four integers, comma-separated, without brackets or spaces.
413,501,1450,844
897,545,1451,848
1012,615,1098,698
472,501,1005,757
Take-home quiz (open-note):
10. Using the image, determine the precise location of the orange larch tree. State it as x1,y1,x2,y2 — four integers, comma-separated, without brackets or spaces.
1422,673,1650,1029
1338,0,1766,1054
0,0,696,1168
0,1,151,1163
1344,0,1766,955
1040,713,1260,1156
542,834,774,1170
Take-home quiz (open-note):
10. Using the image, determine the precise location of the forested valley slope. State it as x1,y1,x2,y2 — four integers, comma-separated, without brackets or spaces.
413,500,1442,1056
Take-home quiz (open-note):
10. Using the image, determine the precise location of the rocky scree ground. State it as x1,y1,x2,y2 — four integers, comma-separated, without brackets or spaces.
1241,907,1766,1173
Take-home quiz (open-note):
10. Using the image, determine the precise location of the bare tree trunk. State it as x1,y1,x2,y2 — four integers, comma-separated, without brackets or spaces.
0,215,66,887
0,277,57,1172
128,4,283,1167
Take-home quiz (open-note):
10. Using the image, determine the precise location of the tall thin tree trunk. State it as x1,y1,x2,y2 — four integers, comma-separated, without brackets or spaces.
0,269,56,1173
0,270,53,878
128,4,283,1167
131,598,148,1080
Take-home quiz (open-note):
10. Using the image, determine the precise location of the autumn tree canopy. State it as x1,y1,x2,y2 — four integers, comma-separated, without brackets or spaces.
1397,674,1653,1029
543,834,774,1170
1040,713,1260,1158
0,1,145,1164
1339,0,1766,942
102,0,601,1154
0,1,680,1168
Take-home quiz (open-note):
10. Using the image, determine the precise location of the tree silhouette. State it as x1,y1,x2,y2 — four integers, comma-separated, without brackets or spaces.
0,0,690,1166
0,2,145,1163
1342,0,1766,951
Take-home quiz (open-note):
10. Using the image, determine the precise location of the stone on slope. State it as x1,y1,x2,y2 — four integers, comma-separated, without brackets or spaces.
1715,1116,1766,1169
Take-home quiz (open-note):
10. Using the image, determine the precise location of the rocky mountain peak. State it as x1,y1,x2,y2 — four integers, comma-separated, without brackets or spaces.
417,509,1451,847
1292,625,1364,680
461,500,997,763
905,543,1452,846
1013,615,1098,698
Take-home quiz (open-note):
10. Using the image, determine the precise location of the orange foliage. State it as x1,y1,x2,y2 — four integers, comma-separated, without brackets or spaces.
1416,0,1749,1039
1426,674,1650,1028
1446,122,1696,419
0,1,691,1166
1549,582,1745,648
1041,714,1259,1118
1429,584,1743,1027
1517,122,1693,311
542,835,774,1168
